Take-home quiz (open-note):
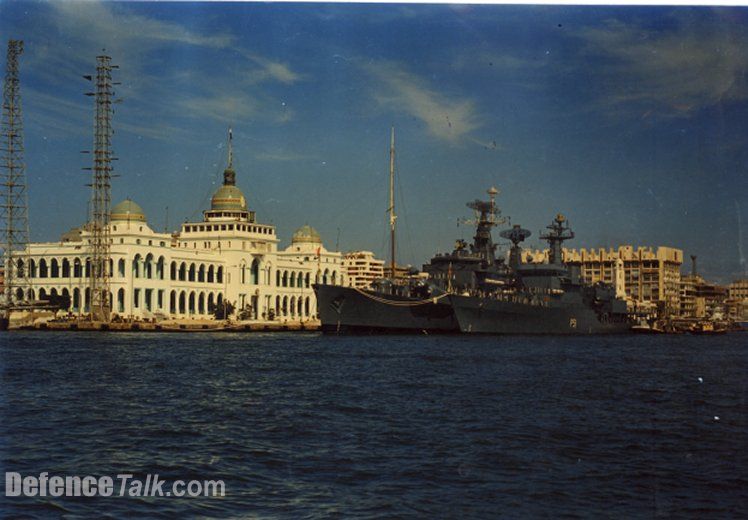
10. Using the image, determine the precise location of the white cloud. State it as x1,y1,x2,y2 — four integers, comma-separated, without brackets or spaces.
576,17,748,116
9,1,302,138
364,60,481,143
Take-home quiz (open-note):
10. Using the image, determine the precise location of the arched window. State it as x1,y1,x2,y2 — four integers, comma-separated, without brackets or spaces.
290,296,296,317
38,259,48,278
198,292,205,314
188,263,196,282
15,287,24,301
170,290,177,314
72,288,80,310
179,262,186,281
305,272,311,288
73,258,82,278
198,264,205,283
157,256,165,280
207,293,215,313
282,271,288,287
145,254,154,279
282,296,288,316
188,292,196,314
50,258,59,278
332,271,337,285
117,288,125,313
290,272,296,288
118,258,126,277
297,272,303,288
240,262,246,284
251,259,260,285
170,261,177,281
305,297,310,317
178,291,186,314
323,269,330,285
29,258,36,278
132,254,142,278
39,287,47,299
275,270,280,287
208,265,215,283
216,266,223,284
61,258,71,278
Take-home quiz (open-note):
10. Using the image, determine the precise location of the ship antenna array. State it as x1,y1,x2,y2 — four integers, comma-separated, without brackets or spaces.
83,53,120,322
0,39,31,306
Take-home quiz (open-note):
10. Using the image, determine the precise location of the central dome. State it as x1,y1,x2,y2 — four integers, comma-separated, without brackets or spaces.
111,199,146,222
292,225,322,244
211,184,247,211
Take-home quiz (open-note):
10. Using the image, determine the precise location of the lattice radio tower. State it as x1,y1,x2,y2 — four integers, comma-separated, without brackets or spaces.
0,40,31,306
84,53,119,322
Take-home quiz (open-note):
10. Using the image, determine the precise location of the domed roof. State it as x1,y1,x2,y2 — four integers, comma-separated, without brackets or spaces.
111,199,146,222
211,184,247,211
292,225,322,244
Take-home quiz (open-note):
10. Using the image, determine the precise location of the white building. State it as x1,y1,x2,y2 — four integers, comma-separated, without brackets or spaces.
13,140,344,322
342,250,384,288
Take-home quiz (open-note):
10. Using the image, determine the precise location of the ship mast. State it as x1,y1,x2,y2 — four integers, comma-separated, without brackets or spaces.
388,127,397,278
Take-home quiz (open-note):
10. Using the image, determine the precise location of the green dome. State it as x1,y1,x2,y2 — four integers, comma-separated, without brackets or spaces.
292,225,321,244
211,184,247,211
111,199,146,222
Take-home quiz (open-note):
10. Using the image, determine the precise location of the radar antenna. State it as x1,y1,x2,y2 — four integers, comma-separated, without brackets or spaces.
500,224,532,269
461,187,507,265
539,213,574,265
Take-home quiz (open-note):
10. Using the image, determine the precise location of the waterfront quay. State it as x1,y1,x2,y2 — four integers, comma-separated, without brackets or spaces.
8,316,320,332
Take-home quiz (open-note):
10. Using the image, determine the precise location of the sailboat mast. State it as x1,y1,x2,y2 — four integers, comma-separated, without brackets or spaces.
388,127,396,278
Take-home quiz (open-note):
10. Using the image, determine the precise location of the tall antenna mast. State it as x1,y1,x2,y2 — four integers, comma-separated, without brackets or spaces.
84,53,119,322
0,39,31,306
228,126,233,169
388,127,397,278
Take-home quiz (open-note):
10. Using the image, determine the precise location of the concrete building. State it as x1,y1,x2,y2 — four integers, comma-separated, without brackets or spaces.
343,251,384,288
522,245,683,313
727,279,748,321
11,137,343,322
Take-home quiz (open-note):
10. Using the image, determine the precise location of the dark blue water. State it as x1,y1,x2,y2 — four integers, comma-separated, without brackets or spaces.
1,332,747,518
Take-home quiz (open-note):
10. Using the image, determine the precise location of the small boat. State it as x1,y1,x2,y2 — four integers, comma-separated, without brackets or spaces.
630,318,664,334
689,321,726,335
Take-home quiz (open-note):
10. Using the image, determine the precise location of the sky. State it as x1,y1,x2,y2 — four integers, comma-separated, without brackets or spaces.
1,1,747,282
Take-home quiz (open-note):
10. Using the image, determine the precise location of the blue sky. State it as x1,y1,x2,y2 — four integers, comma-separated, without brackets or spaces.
1,2,747,282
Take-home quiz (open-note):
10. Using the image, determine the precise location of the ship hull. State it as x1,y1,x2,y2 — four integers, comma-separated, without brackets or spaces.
314,284,459,334
449,294,630,335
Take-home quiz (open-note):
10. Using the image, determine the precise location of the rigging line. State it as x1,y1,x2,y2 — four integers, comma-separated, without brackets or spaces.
353,287,449,306
394,153,416,269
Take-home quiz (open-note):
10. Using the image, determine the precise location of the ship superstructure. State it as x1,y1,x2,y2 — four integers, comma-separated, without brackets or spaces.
449,214,631,334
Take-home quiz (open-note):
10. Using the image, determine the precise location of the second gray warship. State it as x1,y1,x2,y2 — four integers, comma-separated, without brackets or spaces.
449,214,631,334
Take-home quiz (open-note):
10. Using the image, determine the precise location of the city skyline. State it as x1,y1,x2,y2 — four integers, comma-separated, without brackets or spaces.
1,2,747,282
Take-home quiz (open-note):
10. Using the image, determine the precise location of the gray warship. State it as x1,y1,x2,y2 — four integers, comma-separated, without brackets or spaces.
449,214,631,334
314,187,509,334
